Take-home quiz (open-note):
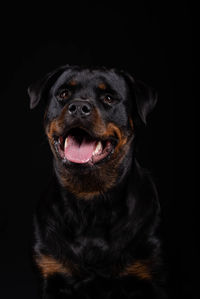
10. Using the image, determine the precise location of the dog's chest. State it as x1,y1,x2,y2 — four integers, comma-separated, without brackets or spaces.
65,214,111,257
55,204,128,269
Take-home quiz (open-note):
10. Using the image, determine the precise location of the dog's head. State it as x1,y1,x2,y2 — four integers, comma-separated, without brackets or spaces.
28,65,157,199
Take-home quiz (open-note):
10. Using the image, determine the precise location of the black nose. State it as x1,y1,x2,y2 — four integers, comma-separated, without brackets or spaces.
68,101,92,117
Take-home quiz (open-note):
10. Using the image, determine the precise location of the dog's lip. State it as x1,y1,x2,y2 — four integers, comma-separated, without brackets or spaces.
53,127,118,166
53,126,109,142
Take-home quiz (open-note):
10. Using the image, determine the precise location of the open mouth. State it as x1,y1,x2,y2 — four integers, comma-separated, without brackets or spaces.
53,128,117,165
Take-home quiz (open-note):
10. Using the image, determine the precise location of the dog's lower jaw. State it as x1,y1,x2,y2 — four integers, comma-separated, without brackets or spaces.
53,161,116,200
53,149,133,200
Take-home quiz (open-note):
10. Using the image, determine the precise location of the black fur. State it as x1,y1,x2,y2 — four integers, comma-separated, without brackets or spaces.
29,65,166,298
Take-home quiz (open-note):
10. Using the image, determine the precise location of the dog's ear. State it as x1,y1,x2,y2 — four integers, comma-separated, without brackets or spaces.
28,66,66,109
122,71,158,125
134,80,158,125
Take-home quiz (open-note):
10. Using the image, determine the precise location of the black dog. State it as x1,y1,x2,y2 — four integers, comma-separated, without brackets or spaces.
28,65,166,298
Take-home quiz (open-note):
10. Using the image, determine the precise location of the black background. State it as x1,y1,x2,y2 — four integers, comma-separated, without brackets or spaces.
0,1,195,299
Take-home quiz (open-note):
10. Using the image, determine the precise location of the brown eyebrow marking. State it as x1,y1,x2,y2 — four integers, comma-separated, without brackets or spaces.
98,83,107,90
68,79,77,86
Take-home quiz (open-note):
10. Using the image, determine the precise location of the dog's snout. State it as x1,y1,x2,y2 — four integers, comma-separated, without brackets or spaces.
68,101,92,117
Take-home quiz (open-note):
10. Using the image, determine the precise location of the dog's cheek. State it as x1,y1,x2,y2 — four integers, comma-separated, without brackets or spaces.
45,98,64,121
44,120,61,158
45,106,69,140
102,122,131,155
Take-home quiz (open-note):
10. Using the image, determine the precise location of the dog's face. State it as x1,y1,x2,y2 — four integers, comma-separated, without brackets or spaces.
29,65,156,198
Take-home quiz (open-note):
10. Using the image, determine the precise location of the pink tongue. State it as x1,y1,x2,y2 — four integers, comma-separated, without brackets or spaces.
64,135,97,163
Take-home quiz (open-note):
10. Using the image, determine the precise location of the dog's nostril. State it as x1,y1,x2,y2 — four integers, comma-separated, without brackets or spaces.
68,102,92,117
82,104,91,115
68,103,77,115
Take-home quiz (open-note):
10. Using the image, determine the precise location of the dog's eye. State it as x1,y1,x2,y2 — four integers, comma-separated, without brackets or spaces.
103,95,114,105
58,89,71,101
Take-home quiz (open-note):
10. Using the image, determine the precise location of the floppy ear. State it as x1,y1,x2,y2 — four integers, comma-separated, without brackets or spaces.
121,71,157,125
28,66,67,109
134,80,158,125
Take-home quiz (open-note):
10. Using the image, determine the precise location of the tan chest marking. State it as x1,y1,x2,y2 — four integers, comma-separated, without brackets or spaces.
120,261,152,280
35,254,73,278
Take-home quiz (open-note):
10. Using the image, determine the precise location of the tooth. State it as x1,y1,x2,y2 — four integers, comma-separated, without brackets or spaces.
93,141,102,155
64,137,68,149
